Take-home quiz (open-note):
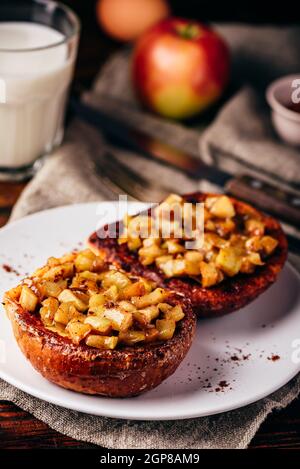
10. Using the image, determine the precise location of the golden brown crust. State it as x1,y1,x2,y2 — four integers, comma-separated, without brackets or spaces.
4,294,196,397
88,192,288,318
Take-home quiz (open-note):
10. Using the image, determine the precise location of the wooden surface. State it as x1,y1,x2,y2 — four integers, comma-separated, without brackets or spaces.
1,0,300,450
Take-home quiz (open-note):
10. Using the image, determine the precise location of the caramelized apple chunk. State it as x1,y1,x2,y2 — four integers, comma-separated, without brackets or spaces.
156,319,176,340
119,330,145,345
84,315,112,334
66,319,92,344
206,195,235,218
40,297,59,326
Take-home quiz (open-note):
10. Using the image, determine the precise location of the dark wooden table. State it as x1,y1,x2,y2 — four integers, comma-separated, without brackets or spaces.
1,0,300,450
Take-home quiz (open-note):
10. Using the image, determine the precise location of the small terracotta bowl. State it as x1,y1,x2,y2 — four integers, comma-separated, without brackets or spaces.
266,74,300,146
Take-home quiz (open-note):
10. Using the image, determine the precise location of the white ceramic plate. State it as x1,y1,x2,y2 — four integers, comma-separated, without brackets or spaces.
0,202,300,421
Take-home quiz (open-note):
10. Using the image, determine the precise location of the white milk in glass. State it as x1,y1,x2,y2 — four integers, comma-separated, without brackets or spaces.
0,22,75,168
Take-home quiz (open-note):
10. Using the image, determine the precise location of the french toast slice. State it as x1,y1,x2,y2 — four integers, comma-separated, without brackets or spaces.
88,193,287,318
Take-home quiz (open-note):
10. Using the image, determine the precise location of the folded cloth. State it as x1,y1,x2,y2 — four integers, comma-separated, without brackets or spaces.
1,24,300,449
200,86,300,188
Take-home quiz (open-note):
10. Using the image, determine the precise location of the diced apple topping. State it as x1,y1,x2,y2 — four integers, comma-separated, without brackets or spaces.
84,316,112,334
206,195,235,218
58,289,89,312
66,319,92,344
245,218,265,237
119,194,279,287
133,305,160,326
200,261,221,288
89,292,106,310
121,281,146,299
119,330,145,345
42,263,74,281
6,249,184,350
164,304,185,322
74,249,104,273
131,288,170,309
103,308,133,332
102,270,132,290
216,247,243,277
19,285,38,312
54,302,80,325
40,297,59,326
260,236,278,255
156,319,176,340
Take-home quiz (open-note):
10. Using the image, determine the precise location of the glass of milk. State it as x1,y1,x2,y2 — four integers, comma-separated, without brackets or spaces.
0,0,80,180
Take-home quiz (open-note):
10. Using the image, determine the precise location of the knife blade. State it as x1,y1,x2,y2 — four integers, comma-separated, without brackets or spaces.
70,96,300,229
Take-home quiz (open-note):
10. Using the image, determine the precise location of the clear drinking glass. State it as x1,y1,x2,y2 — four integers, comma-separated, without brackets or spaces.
0,0,80,180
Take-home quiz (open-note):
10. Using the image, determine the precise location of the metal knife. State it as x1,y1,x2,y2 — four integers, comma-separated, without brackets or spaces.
70,95,300,231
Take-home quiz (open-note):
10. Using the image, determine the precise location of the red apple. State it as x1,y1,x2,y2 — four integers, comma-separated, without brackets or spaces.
96,0,170,42
132,18,230,119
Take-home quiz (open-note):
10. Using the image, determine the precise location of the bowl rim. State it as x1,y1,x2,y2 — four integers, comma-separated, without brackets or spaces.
266,74,300,123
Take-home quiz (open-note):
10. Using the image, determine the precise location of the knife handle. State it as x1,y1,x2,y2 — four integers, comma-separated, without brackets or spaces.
225,175,300,227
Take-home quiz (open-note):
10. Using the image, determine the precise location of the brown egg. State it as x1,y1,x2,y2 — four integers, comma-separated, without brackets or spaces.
96,0,170,42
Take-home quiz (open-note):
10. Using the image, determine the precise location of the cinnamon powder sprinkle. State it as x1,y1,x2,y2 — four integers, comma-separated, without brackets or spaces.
267,354,280,362
2,264,19,276
230,355,240,362
218,380,229,389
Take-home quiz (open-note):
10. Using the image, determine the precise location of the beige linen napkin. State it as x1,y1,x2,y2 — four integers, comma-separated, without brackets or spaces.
1,24,300,449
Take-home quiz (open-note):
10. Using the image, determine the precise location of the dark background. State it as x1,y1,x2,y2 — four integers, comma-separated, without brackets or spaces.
66,0,300,24
62,0,300,88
